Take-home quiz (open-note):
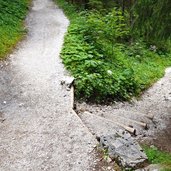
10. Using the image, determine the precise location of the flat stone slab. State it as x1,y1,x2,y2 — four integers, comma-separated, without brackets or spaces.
98,131,147,169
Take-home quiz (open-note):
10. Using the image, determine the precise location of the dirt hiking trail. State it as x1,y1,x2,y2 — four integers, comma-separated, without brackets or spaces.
0,0,97,170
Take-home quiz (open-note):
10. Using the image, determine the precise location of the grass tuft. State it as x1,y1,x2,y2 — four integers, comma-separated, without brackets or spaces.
143,146,171,171
0,0,30,60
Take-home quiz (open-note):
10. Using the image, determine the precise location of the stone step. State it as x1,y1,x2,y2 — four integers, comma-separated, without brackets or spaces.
79,111,148,170
111,109,153,123
79,112,136,137
95,112,147,135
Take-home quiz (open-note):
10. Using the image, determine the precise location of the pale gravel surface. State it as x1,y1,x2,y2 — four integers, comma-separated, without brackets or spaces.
0,0,97,170
77,68,171,150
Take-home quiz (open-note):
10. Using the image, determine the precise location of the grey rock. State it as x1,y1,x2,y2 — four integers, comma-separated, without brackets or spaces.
61,76,74,88
99,132,147,169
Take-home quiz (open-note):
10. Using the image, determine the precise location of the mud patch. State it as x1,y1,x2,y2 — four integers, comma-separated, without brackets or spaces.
94,148,121,171
146,119,171,153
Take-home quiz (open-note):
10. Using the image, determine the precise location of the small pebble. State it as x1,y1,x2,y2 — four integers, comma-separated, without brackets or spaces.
19,103,24,107
106,157,112,163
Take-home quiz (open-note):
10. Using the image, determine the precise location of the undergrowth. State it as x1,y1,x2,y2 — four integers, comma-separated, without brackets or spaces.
0,0,30,60
56,0,171,102
144,146,171,171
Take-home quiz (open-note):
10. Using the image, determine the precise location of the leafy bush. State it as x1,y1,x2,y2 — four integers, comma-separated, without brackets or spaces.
60,8,138,101
56,0,171,102
88,0,103,9
83,9,129,55
0,0,30,60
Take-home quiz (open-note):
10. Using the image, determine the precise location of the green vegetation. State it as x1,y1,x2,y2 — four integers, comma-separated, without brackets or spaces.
144,146,171,171
135,0,171,47
0,0,30,60
57,0,171,102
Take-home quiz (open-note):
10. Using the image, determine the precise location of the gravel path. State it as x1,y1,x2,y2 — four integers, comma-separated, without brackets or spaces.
0,0,97,170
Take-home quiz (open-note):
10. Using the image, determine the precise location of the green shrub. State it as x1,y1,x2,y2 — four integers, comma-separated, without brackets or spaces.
0,0,30,60
83,9,129,55
60,11,138,101
88,0,103,9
